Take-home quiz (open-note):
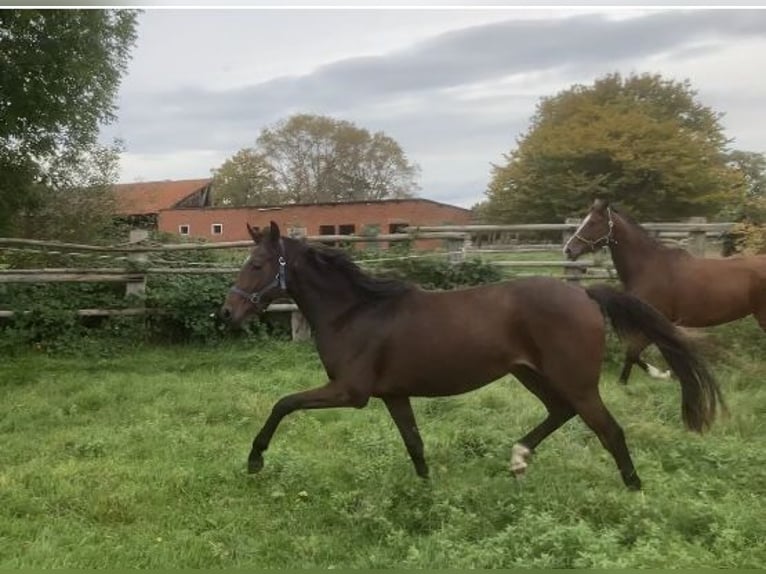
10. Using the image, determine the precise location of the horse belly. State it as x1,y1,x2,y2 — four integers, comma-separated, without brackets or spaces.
375,336,517,398
675,272,753,326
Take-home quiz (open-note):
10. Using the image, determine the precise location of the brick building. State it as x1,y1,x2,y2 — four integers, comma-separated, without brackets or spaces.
158,198,472,246
114,178,213,228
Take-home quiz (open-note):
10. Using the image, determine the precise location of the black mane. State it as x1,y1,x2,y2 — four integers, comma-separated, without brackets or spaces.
612,206,668,249
302,243,414,301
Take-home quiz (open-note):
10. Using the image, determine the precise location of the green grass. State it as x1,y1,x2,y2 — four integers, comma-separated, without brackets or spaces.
1,323,765,568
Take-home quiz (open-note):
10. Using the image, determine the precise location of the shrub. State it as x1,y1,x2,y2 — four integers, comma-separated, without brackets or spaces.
373,256,503,290
0,239,502,352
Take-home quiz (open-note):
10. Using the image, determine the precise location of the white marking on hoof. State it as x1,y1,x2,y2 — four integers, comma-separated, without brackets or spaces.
647,364,672,380
510,443,532,476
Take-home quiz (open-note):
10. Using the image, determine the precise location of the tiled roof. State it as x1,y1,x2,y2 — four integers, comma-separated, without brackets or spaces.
114,178,212,215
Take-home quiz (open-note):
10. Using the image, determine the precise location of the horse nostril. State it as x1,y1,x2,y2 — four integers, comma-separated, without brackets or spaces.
220,307,232,320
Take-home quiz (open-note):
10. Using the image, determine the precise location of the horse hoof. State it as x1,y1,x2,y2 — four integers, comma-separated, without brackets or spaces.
247,453,264,474
510,465,527,478
624,473,642,491
510,443,531,477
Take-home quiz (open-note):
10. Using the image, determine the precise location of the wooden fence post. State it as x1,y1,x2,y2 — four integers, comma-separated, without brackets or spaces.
447,236,466,263
687,217,707,257
462,233,473,259
563,218,586,282
125,228,148,300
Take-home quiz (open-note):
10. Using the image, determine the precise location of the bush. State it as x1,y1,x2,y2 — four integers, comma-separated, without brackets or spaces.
735,223,766,254
0,240,503,353
724,196,766,255
373,256,503,290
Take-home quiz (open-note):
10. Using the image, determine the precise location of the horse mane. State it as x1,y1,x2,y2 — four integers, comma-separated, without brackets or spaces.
302,242,414,301
611,206,669,250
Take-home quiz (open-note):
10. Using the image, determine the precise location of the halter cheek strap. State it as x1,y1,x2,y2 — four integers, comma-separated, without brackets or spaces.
229,243,288,306
573,207,617,248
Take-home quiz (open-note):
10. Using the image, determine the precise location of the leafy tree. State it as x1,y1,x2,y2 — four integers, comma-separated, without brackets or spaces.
0,9,139,235
211,148,281,206
726,150,766,199
217,114,420,205
13,142,123,243
484,73,747,222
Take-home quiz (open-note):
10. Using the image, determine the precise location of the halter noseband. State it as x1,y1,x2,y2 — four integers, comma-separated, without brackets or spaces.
229,242,288,306
572,207,617,248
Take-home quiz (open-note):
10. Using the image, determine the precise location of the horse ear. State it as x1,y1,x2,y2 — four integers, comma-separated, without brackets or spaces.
246,223,262,243
593,198,609,213
268,221,281,244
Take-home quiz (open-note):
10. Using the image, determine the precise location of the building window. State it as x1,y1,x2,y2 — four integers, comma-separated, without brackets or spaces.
338,224,355,235
319,224,336,236
211,223,223,235
179,224,190,235
389,222,408,234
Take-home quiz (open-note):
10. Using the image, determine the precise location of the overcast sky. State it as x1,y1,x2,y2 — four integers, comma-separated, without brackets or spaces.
103,7,766,207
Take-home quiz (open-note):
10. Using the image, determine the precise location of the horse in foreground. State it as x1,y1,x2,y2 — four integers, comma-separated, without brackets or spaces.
564,198,766,384
221,222,724,490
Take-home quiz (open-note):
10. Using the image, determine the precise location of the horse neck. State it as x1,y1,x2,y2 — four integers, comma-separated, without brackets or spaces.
284,250,361,335
609,213,664,286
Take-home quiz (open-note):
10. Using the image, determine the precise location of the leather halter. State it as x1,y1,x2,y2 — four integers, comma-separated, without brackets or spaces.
229,241,287,305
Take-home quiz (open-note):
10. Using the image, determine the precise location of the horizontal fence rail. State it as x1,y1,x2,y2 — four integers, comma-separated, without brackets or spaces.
0,231,466,253
0,303,299,319
405,222,734,234
0,219,735,340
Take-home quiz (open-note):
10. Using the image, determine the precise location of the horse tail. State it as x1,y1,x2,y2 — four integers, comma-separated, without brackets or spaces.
585,285,725,433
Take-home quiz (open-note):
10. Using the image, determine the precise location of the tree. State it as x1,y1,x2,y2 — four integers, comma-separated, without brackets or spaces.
13,142,123,242
0,10,139,235
211,148,281,206
484,73,747,222
216,114,420,206
726,150,766,199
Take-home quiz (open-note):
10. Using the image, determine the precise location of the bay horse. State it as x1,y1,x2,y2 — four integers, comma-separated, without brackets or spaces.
221,221,724,490
564,198,766,384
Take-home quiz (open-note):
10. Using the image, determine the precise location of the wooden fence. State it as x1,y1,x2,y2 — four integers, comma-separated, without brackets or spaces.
0,220,734,340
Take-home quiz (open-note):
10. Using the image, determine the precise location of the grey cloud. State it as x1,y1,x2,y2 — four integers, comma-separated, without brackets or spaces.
104,9,766,206
111,10,766,154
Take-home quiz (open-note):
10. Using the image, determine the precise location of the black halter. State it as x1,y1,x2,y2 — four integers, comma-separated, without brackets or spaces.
229,242,288,306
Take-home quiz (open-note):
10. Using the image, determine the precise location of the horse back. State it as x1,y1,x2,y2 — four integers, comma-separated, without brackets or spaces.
362,278,605,397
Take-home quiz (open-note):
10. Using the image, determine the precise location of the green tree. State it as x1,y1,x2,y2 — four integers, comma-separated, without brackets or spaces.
247,113,420,204
0,9,139,235
485,73,746,222
211,148,281,206
726,150,766,199
13,142,123,242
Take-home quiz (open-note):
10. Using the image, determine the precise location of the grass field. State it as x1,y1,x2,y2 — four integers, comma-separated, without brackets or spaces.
1,322,765,568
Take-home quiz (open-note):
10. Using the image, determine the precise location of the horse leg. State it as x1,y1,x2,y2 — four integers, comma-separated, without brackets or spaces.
756,303,766,332
509,365,576,477
382,396,428,478
618,351,636,385
571,391,641,490
248,381,368,474
619,340,670,385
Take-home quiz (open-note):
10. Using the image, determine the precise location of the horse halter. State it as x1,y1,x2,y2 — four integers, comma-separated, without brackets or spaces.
229,241,288,306
572,207,617,248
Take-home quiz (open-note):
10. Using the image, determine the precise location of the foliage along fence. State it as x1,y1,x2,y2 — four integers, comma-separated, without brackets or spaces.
0,220,733,349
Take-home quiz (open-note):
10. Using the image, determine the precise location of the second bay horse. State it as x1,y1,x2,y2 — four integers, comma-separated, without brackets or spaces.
565,198,766,384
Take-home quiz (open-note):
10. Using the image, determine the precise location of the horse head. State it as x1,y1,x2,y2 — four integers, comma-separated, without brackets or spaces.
220,221,289,327
563,198,615,260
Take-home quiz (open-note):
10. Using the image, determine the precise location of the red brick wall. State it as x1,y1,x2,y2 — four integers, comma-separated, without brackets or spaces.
158,200,472,248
